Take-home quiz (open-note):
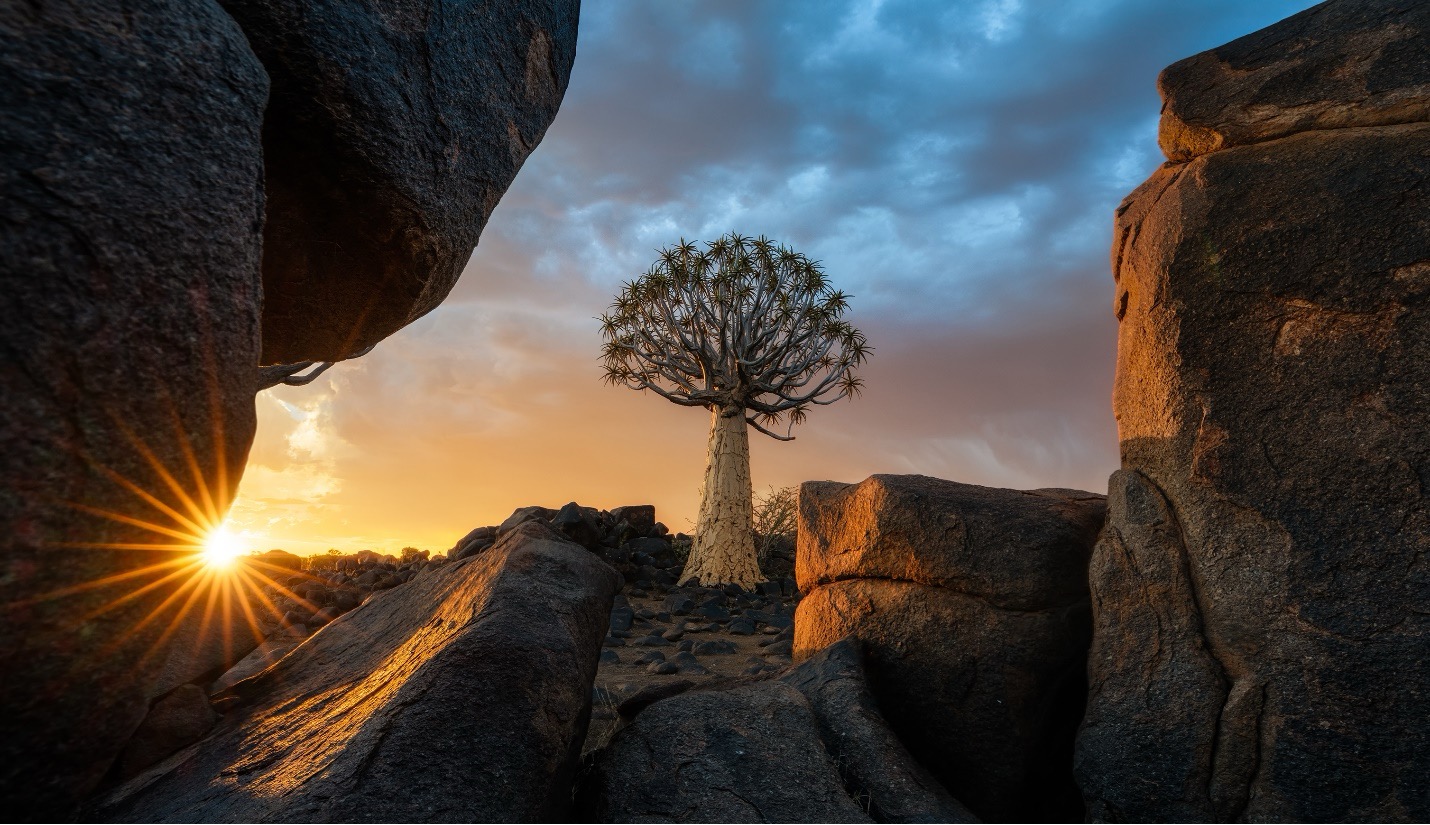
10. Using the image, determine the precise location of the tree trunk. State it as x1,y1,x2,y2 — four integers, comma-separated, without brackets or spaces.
682,406,762,588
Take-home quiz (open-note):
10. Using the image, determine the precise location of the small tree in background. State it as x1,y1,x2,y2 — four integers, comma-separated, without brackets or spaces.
601,234,869,587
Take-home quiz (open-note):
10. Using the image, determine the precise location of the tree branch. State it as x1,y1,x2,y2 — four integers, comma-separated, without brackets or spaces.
257,343,376,391
747,415,796,441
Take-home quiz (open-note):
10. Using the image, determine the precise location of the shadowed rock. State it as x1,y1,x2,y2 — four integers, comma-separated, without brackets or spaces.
615,679,697,719
552,501,602,549
581,680,873,823
92,523,620,822
1158,0,1430,160
501,504,559,534
609,504,657,535
117,685,218,780
1081,5,1430,817
450,525,497,558
0,0,265,814
584,638,977,823
795,475,1104,822
150,614,266,702
221,0,581,363
208,636,303,695
777,639,978,824
1076,471,1229,821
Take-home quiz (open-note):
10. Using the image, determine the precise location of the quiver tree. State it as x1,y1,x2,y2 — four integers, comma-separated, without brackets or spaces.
600,234,869,587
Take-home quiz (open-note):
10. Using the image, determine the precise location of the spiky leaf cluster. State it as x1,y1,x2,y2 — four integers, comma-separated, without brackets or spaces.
600,234,869,440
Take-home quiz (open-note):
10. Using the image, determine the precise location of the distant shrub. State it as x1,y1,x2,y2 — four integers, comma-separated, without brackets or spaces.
753,485,798,569
669,534,693,564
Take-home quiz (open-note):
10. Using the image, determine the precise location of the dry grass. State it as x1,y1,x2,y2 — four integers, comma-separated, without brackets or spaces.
581,688,623,758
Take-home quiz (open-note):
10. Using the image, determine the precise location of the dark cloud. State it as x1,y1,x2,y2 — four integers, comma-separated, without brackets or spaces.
234,0,1321,552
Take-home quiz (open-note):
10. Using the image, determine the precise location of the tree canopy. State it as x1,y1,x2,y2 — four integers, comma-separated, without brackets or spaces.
599,234,870,440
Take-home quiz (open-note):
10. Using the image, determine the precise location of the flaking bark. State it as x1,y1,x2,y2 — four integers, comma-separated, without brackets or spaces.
682,407,762,587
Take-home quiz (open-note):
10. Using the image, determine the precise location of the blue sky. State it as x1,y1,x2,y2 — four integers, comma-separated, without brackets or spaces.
237,0,1322,552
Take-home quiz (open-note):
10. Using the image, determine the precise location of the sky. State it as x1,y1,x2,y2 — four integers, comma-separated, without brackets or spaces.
228,0,1321,556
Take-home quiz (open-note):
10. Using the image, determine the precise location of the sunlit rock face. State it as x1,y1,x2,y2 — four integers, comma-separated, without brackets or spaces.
93,523,621,822
1157,0,1430,161
220,0,581,364
792,475,1106,822
0,0,265,814
1077,2,1430,820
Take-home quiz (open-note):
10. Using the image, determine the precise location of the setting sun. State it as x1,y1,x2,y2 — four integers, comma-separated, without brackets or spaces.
202,525,245,569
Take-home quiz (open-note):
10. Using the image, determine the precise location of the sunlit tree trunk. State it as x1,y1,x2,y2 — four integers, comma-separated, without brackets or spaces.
682,405,762,588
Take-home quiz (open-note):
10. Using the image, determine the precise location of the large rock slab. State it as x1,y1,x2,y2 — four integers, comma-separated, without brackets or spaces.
0,0,265,814
221,0,580,363
795,475,1105,822
1082,12,1430,817
581,680,872,823
93,523,621,822
1158,0,1430,161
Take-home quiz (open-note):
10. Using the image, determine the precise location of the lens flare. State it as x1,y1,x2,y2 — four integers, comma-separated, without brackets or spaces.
23,393,331,686
202,525,245,569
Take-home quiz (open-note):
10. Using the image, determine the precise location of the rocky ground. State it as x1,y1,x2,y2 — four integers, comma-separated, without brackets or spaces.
246,511,808,760
587,578,800,754
446,498,809,755
118,500,803,780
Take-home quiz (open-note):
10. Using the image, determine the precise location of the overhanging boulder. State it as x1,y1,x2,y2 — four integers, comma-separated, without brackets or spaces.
222,0,582,363
0,0,266,813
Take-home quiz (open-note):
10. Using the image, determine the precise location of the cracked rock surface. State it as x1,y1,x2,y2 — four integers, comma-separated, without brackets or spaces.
1079,1,1430,819
582,679,873,824
1157,0,1429,160
580,637,980,824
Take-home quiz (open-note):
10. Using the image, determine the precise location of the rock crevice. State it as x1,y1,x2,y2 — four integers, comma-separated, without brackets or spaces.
795,474,1105,822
